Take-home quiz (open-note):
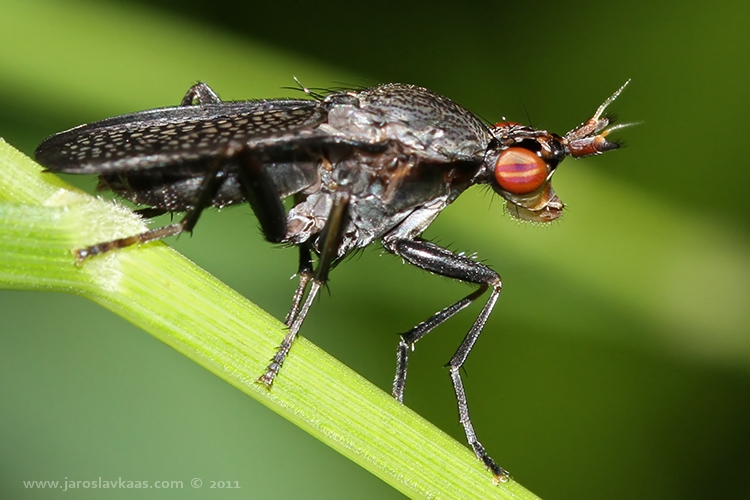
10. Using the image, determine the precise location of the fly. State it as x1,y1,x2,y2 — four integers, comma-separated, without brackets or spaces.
35,80,631,482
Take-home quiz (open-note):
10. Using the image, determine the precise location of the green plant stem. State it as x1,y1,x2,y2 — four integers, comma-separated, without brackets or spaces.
0,139,541,499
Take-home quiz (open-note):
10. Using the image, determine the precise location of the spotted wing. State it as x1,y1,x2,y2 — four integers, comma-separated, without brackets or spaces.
35,99,329,174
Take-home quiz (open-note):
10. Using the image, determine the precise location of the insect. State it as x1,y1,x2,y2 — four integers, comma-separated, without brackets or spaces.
35,80,630,482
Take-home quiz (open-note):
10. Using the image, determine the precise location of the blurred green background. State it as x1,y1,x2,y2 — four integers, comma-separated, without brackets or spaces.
2,0,749,498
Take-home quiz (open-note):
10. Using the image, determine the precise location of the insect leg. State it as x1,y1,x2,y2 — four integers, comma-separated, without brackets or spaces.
180,82,222,106
392,286,487,402
74,147,231,264
236,150,288,243
259,191,350,388
383,237,509,482
285,243,314,326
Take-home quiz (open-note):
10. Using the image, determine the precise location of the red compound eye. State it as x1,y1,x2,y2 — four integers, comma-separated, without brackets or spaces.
494,147,548,195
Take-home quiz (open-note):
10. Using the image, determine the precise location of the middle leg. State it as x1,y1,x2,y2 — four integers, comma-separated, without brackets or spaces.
258,191,350,388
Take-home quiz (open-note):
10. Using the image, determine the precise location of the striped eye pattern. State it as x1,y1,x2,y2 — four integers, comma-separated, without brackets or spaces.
493,147,549,195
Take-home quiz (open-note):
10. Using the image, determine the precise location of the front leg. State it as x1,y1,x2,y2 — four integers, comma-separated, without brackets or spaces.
382,237,509,482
